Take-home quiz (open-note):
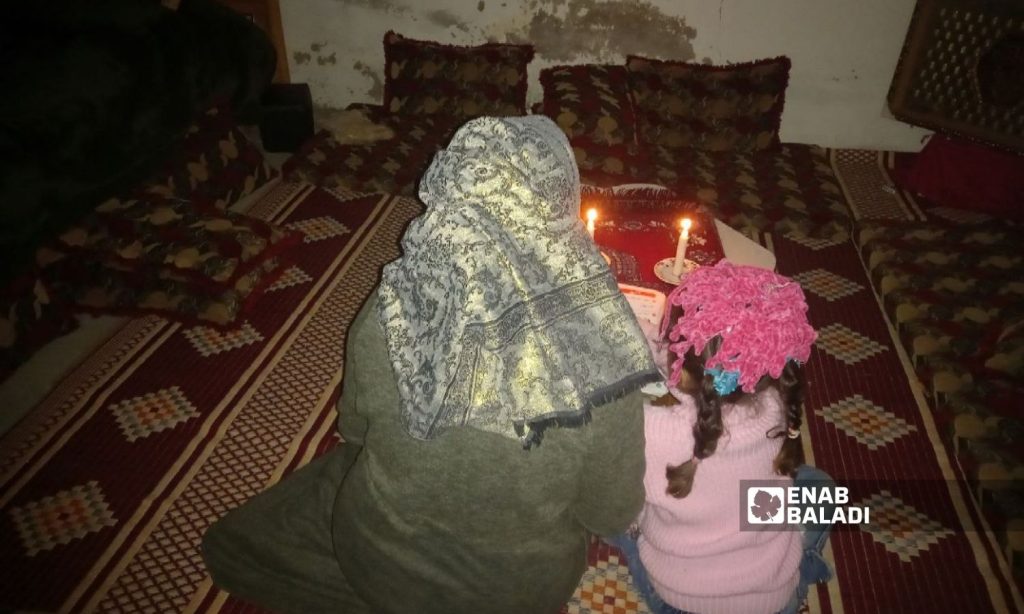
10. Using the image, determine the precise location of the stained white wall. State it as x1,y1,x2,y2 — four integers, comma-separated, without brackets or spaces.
278,0,930,151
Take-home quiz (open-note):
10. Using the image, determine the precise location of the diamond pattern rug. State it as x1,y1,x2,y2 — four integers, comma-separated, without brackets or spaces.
0,183,421,612
769,232,1021,614
568,541,650,614
9,481,117,557
1,179,1021,613
816,394,918,450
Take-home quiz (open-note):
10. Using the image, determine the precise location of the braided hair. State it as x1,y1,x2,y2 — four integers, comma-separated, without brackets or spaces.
664,332,807,499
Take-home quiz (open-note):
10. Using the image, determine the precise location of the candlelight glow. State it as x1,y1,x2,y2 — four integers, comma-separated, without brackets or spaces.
586,208,597,239
673,217,693,278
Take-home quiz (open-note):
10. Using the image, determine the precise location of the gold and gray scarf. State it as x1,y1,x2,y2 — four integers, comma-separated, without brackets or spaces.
377,116,657,447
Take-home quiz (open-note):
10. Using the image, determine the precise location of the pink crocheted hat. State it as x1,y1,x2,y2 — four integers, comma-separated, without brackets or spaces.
660,260,817,393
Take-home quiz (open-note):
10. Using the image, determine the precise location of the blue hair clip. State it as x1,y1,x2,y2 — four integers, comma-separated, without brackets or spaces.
704,366,740,396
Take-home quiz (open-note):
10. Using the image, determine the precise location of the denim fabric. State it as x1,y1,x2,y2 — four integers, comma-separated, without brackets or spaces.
604,533,690,614
608,464,834,614
779,464,835,614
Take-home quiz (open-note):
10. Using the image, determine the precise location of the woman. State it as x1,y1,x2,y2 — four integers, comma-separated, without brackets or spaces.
202,115,659,613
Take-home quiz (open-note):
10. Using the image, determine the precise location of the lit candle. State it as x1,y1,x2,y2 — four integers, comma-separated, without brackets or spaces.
586,208,597,239
673,217,692,277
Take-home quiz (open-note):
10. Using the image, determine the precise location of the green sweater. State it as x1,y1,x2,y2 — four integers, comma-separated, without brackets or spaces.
203,292,646,613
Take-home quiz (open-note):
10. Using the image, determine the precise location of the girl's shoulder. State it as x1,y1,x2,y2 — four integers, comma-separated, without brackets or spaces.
642,394,696,464
643,390,697,424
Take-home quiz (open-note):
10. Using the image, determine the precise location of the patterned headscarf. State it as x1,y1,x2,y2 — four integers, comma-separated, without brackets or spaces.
377,116,658,447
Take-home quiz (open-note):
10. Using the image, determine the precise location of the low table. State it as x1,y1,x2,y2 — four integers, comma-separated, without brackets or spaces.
594,213,775,290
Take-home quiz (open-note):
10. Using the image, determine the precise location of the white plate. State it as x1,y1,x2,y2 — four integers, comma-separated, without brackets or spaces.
611,183,675,195
653,258,698,285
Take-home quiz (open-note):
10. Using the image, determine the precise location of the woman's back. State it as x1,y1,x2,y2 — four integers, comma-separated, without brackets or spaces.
333,294,646,614
202,115,657,614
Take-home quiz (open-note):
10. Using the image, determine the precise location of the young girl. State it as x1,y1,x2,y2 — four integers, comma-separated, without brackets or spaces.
615,260,834,614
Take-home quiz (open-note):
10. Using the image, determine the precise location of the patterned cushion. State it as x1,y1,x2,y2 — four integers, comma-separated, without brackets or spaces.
134,106,278,210
946,376,1024,555
0,274,77,382
539,64,638,147
627,55,790,152
382,31,534,119
283,109,463,197
37,197,299,327
647,143,850,240
982,316,1024,380
573,143,654,188
948,376,1024,456
1,106,278,377
895,134,1024,221
857,221,1024,395
856,216,1024,574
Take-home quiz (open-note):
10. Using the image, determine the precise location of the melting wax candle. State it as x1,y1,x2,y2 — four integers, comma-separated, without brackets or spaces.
586,208,597,239
672,217,692,277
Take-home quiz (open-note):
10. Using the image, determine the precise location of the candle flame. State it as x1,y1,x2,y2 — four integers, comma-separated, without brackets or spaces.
681,218,692,232
587,208,598,222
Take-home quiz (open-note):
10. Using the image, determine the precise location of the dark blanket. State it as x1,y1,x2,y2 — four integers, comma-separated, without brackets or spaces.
0,0,275,285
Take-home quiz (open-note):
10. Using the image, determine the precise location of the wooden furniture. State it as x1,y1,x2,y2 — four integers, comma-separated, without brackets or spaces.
888,0,1024,152
214,0,290,83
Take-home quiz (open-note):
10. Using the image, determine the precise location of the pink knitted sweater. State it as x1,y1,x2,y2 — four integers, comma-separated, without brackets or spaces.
639,388,801,614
